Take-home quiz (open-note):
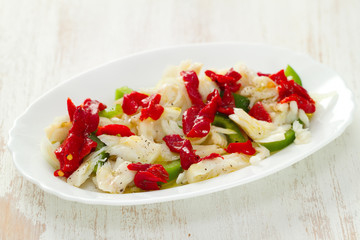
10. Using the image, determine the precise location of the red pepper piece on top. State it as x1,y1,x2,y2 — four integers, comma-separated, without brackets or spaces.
96,124,135,137
200,153,224,161
205,68,242,115
127,163,169,190
182,89,221,138
181,71,205,108
163,135,225,169
248,102,272,122
217,87,235,115
280,94,316,114
67,98,76,122
54,98,106,177
162,134,186,152
127,162,153,171
225,140,256,155
257,72,270,77
205,69,242,92
269,70,316,113
122,91,164,120
140,94,164,121
163,134,201,170
182,106,201,137
122,91,149,115
269,70,288,85
54,134,97,177
82,99,107,132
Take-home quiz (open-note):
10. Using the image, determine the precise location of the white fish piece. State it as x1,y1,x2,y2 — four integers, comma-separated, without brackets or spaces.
298,109,310,128
193,145,226,158
256,124,291,143
45,116,71,143
99,135,161,164
95,160,136,194
41,138,60,169
229,108,277,141
250,144,270,165
67,148,106,187
178,153,249,184
159,143,179,162
293,120,311,144
205,131,228,148
198,77,219,101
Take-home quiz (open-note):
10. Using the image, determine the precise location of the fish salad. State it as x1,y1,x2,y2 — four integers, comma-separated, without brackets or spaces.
43,61,316,193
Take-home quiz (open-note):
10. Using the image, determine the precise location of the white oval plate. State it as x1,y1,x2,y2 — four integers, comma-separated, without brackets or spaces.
8,43,354,206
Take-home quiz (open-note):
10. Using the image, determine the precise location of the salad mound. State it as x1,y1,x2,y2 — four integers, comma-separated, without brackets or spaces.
43,61,316,193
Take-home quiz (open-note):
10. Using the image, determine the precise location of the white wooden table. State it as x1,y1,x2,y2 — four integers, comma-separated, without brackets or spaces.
1,0,359,239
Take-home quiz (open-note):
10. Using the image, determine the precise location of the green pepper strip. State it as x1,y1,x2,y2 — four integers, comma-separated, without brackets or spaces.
88,133,109,173
115,86,133,100
232,93,250,112
88,133,106,151
162,160,182,182
212,113,247,143
99,104,123,118
260,129,295,152
284,65,302,86
99,86,133,118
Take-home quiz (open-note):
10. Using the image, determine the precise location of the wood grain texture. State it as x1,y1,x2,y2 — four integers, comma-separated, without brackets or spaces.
1,0,359,239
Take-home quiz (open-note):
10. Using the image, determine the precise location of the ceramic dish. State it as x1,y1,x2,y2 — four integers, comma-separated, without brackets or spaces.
8,43,354,205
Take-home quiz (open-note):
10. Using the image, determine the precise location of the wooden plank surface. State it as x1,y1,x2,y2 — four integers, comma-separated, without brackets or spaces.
1,0,359,239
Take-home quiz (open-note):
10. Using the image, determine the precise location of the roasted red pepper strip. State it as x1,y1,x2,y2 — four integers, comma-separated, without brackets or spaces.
225,140,256,155
122,91,164,120
162,134,186,152
205,69,242,115
218,87,235,115
181,71,205,108
54,98,106,177
163,134,200,170
96,124,135,137
269,70,315,113
140,94,164,121
257,72,270,77
205,69,242,92
67,98,76,122
182,106,201,137
127,163,169,190
280,94,316,113
248,102,272,122
182,89,221,138
122,91,149,115
200,153,224,161
81,99,107,132
269,69,288,85
127,162,153,171
225,69,242,92
163,135,225,169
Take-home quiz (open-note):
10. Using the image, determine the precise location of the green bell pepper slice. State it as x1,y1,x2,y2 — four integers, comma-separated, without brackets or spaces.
99,104,123,118
232,93,250,112
260,129,295,152
88,133,106,151
162,160,182,182
99,86,133,118
212,113,247,143
284,65,302,86
115,86,133,100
